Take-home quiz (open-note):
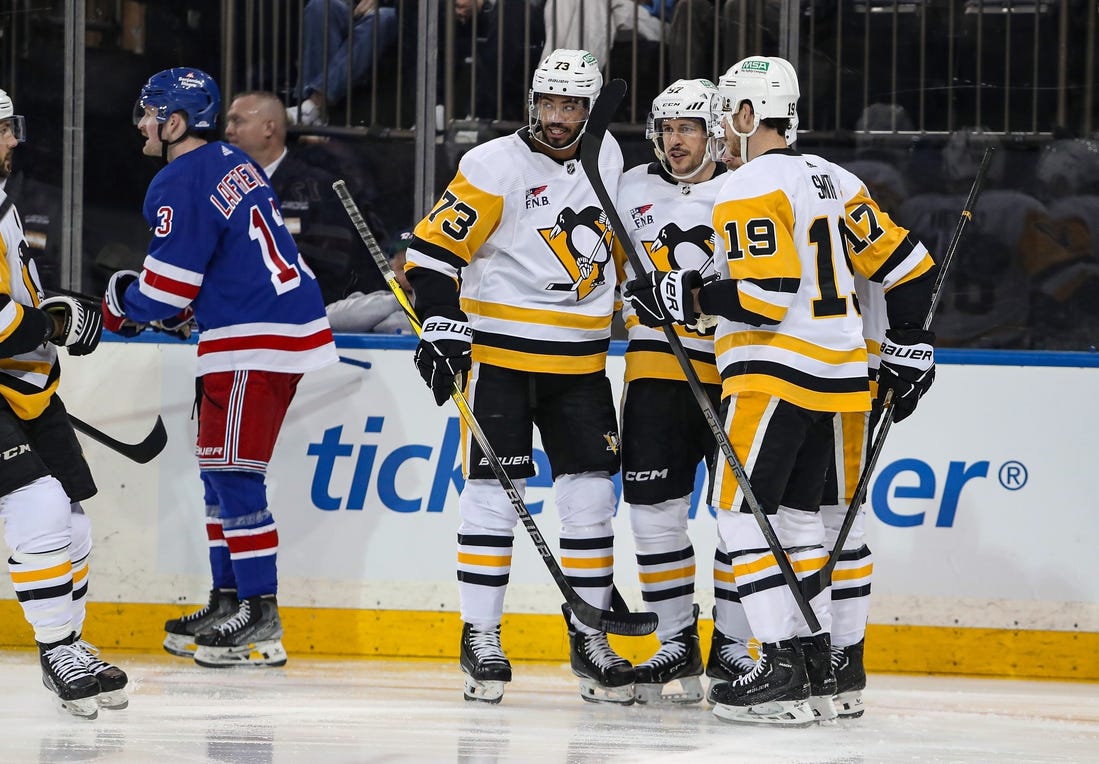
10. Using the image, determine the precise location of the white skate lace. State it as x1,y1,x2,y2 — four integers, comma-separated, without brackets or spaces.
213,599,252,634
731,653,767,687
468,628,506,662
830,645,846,671
718,641,756,674
179,594,217,623
583,634,626,670
45,644,94,684
71,640,111,673
639,637,686,669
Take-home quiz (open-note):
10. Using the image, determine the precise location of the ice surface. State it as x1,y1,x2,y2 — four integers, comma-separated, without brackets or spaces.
0,651,1096,763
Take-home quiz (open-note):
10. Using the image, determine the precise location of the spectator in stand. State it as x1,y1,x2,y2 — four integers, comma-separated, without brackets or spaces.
288,0,399,127
326,229,415,333
395,1,546,123
542,1,672,74
225,90,388,304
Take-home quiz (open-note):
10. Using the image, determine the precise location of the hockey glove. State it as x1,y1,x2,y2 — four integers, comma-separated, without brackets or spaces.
150,306,195,341
39,296,103,356
101,269,147,338
877,327,936,422
623,269,703,328
414,306,472,406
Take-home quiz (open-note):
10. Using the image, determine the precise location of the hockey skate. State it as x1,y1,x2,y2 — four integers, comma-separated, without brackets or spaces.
72,638,129,710
163,587,238,657
562,605,635,705
800,634,838,722
193,595,287,668
705,621,756,688
832,639,866,718
38,637,100,720
709,639,814,727
634,605,703,705
459,623,512,704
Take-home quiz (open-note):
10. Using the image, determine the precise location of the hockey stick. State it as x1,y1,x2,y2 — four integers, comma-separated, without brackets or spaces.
332,180,658,637
69,414,168,464
799,146,996,600
37,289,169,463
582,79,821,632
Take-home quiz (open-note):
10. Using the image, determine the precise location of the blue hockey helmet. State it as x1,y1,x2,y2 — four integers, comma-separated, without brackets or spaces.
134,67,221,131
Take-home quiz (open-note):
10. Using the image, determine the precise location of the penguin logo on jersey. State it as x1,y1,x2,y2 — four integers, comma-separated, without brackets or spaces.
643,223,717,271
538,205,613,300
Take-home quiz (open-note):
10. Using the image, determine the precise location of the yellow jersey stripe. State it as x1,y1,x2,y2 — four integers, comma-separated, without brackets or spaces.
462,298,612,331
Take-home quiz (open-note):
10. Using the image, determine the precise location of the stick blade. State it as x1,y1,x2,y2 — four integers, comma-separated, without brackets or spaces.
568,598,658,637
128,416,168,463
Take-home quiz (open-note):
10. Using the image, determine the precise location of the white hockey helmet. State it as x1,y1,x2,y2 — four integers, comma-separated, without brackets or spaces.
1035,138,1099,198
528,48,603,150
942,127,1005,188
645,78,724,180
0,89,27,143
718,56,800,159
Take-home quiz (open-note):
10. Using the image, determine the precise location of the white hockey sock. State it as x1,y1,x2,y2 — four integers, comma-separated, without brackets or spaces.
630,496,695,640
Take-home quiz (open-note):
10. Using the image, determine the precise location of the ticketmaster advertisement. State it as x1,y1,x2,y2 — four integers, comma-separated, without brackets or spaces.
28,339,1099,634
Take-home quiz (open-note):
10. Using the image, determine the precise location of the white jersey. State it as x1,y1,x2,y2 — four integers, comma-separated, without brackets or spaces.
614,162,726,386
711,149,934,413
0,188,58,420
406,128,623,374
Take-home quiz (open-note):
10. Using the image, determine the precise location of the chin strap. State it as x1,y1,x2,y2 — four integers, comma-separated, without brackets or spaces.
157,123,191,162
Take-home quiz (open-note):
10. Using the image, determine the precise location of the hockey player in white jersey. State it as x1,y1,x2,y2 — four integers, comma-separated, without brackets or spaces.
625,55,939,726
614,78,734,705
404,49,634,705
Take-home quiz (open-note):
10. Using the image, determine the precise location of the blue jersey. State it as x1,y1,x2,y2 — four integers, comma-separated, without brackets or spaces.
124,141,337,375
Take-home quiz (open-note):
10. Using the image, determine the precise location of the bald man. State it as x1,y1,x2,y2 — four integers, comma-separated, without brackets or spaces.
224,91,388,304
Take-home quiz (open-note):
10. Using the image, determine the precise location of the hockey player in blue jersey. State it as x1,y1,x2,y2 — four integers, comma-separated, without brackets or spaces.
101,68,339,667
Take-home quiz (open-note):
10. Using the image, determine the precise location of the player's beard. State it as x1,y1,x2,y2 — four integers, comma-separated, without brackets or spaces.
668,146,705,177
540,120,580,149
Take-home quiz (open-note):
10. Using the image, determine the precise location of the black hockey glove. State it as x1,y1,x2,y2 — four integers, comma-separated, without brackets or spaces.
877,327,936,422
414,306,472,406
39,296,103,356
623,269,704,328
101,269,147,338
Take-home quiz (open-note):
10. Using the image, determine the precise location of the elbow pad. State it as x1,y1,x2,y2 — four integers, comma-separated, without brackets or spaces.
407,266,460,318
698,280,777,326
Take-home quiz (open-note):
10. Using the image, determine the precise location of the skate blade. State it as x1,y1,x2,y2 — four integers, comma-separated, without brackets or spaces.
712,698,815,727
194,640,287,668
163,633,197,658
463,678,506,704
835,689,865,719
57,696,99,720
635,676,704,705
809,694,838,723
97,689,129,710
578,678,635,705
